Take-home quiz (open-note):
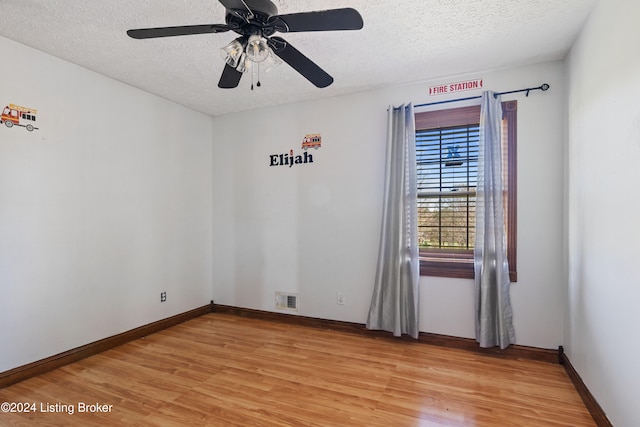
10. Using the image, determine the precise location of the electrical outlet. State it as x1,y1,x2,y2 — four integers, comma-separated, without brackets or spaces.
337,292,345,305
160,292,166,302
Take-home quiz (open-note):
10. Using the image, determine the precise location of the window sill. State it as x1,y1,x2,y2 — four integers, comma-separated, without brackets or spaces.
419,258,518,282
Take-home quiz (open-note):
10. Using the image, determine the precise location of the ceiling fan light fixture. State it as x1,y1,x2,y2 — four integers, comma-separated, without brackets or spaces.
262,49,282,73
236,52,251,73
220,39,244,68
245,35,270,63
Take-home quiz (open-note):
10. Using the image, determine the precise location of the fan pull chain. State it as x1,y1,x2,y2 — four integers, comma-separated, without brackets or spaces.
257,63,261,87
251,64,262,90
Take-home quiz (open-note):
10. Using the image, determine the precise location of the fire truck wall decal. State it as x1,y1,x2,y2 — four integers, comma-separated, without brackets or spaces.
301,133,321,150
1,104,39,131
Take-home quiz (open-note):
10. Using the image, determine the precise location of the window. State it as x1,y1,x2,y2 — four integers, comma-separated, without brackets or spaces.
415,101,517,281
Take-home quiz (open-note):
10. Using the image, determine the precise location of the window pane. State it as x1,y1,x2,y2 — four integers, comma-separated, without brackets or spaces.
416,124,478,250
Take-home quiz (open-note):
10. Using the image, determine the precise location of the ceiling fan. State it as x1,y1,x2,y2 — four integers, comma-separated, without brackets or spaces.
127,0,364,89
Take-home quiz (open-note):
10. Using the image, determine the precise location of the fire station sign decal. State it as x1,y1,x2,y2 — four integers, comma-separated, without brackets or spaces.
429,79,483,96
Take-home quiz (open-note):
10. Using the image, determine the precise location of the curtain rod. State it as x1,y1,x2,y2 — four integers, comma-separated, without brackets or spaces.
414,83,550,108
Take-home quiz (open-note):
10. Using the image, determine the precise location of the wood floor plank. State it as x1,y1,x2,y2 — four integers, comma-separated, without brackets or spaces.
0,313,595,426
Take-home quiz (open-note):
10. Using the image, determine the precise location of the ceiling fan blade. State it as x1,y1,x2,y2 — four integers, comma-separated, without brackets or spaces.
274,8,363,32
268,37,333,88
218,63,243,89
127,24,229,39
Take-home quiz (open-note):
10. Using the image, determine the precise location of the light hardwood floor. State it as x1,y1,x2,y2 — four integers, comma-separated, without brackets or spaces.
0,313,595,426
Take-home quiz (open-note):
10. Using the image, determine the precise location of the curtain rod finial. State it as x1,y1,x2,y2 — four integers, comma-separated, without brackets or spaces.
541,83,550,91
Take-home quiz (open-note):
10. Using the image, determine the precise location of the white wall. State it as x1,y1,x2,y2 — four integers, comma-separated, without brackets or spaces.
212,60,566,349
565,0,640,425
0,37,214,372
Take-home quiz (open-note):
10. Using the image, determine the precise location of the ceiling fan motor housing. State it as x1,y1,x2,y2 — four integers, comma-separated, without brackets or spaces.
240,0,278,17
225,0,281,37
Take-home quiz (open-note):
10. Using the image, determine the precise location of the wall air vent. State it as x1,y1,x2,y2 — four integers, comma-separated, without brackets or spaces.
275,292,298,311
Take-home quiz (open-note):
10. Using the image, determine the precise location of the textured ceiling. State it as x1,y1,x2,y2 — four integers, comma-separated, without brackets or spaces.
0,0,596,117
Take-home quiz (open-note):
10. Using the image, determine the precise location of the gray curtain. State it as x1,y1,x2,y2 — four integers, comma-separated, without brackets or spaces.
366,104,419,339
474,91,515,349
